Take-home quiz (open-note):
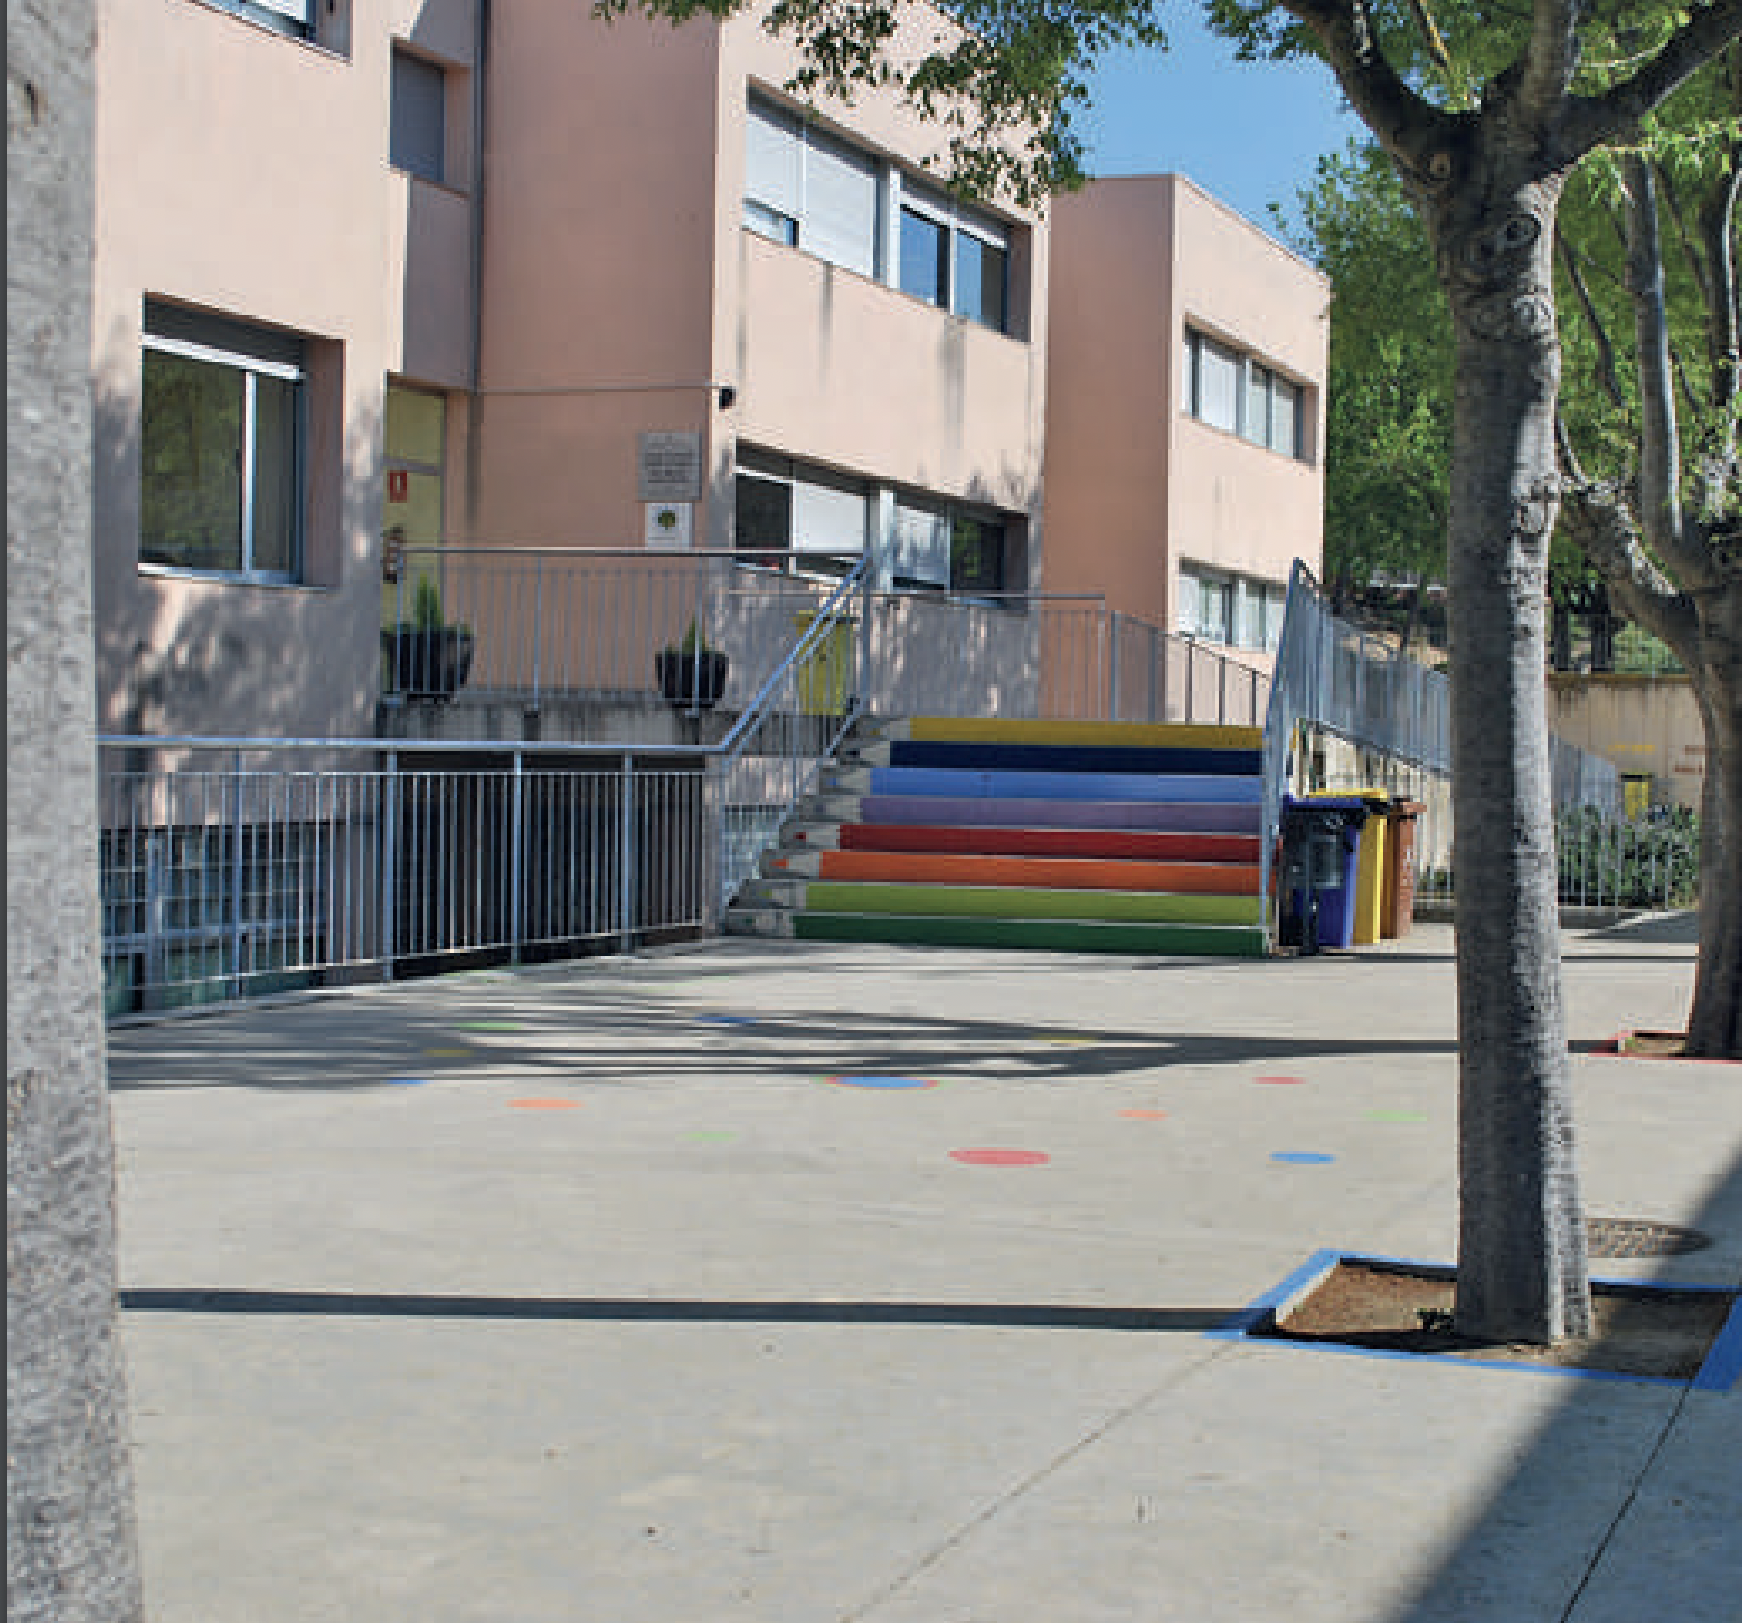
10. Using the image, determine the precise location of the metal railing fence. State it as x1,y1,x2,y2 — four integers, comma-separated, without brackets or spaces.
1263,561,1643,939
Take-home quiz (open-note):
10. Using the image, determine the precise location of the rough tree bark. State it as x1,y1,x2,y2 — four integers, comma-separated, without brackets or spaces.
1279,0,1742,1340
7,1,147,1616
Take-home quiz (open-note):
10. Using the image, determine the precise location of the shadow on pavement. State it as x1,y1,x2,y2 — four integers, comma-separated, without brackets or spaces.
119,1288,1236,1334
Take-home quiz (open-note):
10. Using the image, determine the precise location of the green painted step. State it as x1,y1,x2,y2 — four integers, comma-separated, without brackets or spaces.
792,912,1267,957
799,880,1261,927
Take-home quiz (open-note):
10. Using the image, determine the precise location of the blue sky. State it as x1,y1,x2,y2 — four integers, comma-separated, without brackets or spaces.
1077,11,1365,242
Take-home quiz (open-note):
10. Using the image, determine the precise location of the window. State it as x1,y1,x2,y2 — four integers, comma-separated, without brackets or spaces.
390,48,445,184
898,185,1010,333
1179,563,1288,652
891,497,1010,597
140,301,305,580
206,0,314,39
743,97,878,279
1186,328,1308,458
733,450,868,576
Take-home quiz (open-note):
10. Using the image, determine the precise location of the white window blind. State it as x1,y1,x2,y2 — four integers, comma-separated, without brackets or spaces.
745,98,802,225
1271,378,1300,456
1194,335,1240,434
802,137,878,278
792,473,867,557
892,500,950,588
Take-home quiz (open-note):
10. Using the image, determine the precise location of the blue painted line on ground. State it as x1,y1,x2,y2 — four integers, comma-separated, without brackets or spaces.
1212,1248,1738,1389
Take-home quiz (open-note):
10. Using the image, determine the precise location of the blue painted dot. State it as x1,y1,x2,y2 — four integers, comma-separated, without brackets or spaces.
823,1074,940,1091
697,1014,759,1027
387,1076,432,1087
1271,1151,1336,1165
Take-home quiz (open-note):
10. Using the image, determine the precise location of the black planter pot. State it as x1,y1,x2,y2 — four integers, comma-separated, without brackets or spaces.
656,647,729,711
384,625,475,699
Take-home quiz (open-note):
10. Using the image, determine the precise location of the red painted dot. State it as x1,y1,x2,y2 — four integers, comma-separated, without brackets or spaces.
509,1099,582,1111
950,1148,1050,1167
1119,1108,1169,1120
1255,1075,1306,1085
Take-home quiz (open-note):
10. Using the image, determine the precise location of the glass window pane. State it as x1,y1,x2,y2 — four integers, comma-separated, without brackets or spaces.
385,385,445,468
734,473,791,568
390,50,445,185
250,372,298,575
1193,336,1239,433
140,350,244,572
791,473,866,560
954,234,1007,332
1243,365,1270,447
892,500,949,589
1271,378,1299,456
950,516,1005,596
900,208,948,306
743,199,797,246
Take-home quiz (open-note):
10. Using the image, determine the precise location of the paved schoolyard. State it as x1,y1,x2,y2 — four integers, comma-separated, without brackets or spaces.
108,919,1742,1622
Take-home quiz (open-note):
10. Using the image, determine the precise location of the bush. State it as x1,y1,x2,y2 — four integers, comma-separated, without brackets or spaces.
1556,806,1699,908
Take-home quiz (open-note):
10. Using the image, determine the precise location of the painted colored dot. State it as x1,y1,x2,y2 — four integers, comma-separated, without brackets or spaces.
1271,1151,1335,1165
459,1021,524,1033
697,1014,758,1027
386,1076,431,1087
1366,1109,1427,1123
1119,1108,1169,1120
823,1074,940,1091
689,1130,737,1143
950,1148,1051,1167
1255,1075,1306,1085
424,1048,477,1060
509,1099,582,1111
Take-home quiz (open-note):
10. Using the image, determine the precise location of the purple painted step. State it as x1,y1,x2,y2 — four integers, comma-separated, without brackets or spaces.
854,795,1262,834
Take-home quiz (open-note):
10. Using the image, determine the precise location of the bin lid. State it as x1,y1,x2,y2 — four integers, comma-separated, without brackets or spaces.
1282,795,1370,827
1307,787,1390,812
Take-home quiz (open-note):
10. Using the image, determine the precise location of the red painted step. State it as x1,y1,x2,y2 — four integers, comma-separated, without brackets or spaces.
780,849,1262,896
836,822,1260,864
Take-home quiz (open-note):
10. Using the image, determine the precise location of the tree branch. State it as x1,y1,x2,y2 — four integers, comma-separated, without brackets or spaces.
1556,227,1628,410
1519,0,1584,128
1557,422,1704,655
1625,153,1688,560
1274,0,1460,178
1559,0,1742,164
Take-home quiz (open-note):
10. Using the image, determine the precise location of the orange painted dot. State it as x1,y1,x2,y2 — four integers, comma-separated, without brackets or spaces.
1119,1108,1169,1120
508,1099,582,1111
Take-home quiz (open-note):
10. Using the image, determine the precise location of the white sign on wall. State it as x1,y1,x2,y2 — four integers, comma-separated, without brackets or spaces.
644,501,693,550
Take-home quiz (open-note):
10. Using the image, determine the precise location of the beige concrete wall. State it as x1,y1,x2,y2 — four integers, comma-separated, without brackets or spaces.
714,7,1048,557
464,8,722,550
1168,178,1327,623
93,0,477,739
1043,175,1328,645
1548,675,1706,809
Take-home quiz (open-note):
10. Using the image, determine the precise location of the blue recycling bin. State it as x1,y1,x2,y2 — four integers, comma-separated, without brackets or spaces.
1279,797,1369,952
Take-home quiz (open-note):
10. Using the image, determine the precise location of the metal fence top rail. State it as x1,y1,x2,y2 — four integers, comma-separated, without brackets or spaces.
97,735,723,760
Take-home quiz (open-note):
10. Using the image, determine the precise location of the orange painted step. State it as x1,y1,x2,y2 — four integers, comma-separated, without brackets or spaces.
838,823,1260,863
801,849,1261,895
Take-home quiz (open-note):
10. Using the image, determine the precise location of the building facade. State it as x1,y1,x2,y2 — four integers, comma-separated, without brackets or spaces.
1043,174,1329,668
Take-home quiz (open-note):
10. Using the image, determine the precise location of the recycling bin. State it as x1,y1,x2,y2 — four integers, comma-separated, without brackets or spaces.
1310,789,1389,944
1381,800,1425,938
1279,798,1369,953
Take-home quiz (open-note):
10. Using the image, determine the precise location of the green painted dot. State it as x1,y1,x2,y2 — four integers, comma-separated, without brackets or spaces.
458,1021,524,1033
690,1131,737,1143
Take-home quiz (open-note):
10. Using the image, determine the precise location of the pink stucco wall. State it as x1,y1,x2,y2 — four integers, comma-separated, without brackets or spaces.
1044,175,1327,645
93,0,479,739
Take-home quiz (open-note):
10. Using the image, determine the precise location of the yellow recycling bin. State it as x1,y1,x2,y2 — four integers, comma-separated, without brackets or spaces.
1309,789,1389,944
792,612,856,715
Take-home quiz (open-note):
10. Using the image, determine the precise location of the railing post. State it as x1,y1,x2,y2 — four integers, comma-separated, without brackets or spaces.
531,556,544,713
858,554,872,713
1109,611,1122,723
230,748,245,997
380,749,397,981
510,747,525,964
619,752,636,955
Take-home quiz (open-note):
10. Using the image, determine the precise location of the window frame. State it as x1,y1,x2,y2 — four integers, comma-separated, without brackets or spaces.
139,305,307,584
1186,327,1310,461
896,181,1010,334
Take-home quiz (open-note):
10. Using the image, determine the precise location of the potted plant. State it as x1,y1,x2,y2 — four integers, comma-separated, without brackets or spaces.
656,618,729,711
384,575,474,699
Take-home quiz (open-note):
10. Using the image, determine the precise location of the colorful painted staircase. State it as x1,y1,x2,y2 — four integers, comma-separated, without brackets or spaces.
725,717,1269,956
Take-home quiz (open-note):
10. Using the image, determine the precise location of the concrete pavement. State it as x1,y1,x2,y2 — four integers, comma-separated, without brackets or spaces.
107,919,1742,1621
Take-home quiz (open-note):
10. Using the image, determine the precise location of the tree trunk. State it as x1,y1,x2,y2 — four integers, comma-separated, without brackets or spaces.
6,2,146,1617
1429,167,1593,1343
1686,630,1742,1057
